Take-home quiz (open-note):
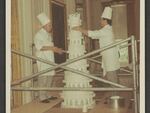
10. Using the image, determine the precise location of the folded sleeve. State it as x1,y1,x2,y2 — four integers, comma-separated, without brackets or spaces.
88,30,103,39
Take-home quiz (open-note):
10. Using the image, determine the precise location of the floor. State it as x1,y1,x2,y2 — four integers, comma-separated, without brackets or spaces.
44,92,135,113
11,91,135,113
11,98,63,113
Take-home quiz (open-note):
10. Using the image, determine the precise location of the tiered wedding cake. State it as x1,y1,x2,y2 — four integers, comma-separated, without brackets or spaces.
61,13,95,109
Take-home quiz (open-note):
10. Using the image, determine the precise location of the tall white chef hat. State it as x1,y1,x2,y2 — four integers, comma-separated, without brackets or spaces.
37,12,51,26
101,7,112,20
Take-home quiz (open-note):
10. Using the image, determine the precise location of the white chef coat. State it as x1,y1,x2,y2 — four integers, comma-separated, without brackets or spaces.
34,28,55,76
88,25,120,76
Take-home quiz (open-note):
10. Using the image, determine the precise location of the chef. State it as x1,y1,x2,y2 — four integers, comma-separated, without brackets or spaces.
72,7,120,86
34,12,65,103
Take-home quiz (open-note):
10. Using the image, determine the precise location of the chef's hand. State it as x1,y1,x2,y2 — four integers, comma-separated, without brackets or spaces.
72,26,88,36
53,47,64,54
72,26,82,31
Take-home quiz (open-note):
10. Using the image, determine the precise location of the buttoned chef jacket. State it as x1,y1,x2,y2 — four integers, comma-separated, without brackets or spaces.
34,28,55,76
88,25,120,76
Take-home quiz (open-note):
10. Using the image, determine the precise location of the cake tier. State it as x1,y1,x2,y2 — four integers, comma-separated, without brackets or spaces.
68,13,82,27
68,30,83,39
66,59,89,69
63,82,92,88
68,31,85,46
68,46,86,57
61,91,95,109
64,71,92,83
62,12,95,109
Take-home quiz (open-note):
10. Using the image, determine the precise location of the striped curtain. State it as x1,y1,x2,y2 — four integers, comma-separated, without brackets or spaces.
11,0,22,108
13,0,51,105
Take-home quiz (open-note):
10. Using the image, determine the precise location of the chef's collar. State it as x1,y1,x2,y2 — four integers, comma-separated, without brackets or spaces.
41,28,48,34
103,24,110,28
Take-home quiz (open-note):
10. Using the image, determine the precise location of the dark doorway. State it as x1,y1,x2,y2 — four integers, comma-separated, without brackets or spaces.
51,0,67,64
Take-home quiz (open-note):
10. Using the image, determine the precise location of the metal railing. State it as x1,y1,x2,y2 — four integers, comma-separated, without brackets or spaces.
11,36,139,113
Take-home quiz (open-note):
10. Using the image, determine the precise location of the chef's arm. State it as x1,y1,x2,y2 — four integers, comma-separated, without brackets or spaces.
40,46,65,54
40,46,54,51
72,26,101,39
72,26,88,36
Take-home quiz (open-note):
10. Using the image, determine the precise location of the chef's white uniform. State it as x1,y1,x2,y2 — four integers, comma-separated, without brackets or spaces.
34,28,55,101
88,25,120,83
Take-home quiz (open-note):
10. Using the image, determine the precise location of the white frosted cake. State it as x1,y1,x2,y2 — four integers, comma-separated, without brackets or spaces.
61,13,95,109
68,13,82,28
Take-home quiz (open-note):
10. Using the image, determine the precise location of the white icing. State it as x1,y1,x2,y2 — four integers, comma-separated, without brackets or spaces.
68,13,82,27
61,13,95,109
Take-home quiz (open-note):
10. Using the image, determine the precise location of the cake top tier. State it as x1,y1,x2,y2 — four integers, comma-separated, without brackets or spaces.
68,13,82,27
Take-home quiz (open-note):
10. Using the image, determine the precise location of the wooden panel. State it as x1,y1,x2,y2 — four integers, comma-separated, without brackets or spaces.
11,0,22,108
51,1,67,63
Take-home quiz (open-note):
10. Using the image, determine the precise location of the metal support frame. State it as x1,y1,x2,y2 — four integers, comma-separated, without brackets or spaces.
35,73,132,77
11,36,139,113
131,36,139,113
12,87,133,91
12,38,132,88
11,50,126,88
